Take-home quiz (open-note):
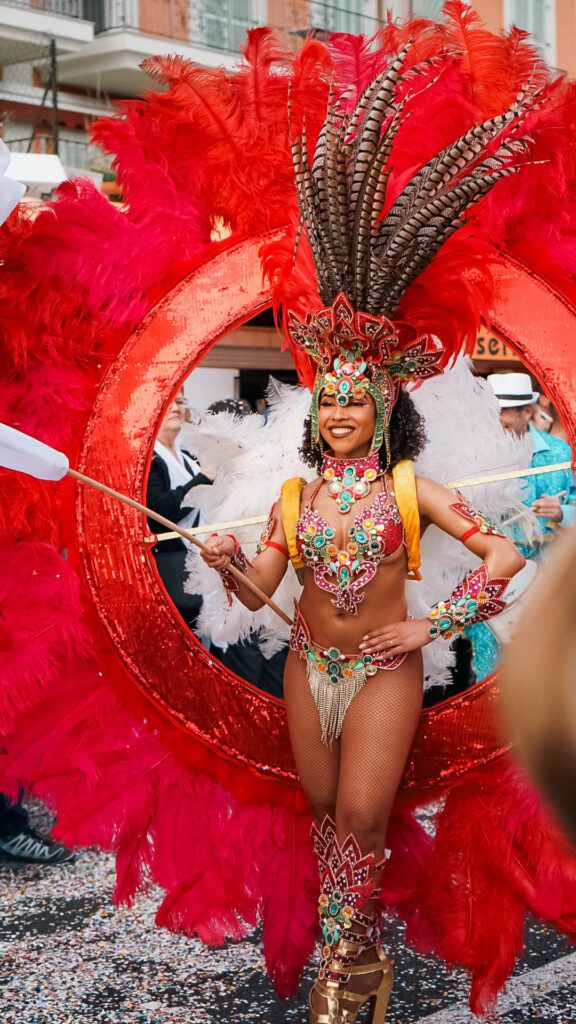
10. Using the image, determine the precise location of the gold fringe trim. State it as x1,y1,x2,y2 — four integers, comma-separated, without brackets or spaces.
307,664,368,746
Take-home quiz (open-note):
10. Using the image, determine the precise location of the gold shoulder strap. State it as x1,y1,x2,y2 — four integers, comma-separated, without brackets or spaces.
392,460,422,581
281,477,308,571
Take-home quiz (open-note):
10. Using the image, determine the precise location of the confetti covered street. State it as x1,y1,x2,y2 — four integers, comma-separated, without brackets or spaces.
1,823,575,1024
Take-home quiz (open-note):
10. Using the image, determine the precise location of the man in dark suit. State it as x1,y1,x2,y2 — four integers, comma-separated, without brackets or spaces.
147,392,212,628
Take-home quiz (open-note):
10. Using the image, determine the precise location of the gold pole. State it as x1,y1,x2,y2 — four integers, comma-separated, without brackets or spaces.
150,460,575,542
68,468,292,626
447,460,573,489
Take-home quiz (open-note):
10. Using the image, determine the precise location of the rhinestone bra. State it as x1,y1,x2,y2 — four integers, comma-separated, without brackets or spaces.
296,480,404,614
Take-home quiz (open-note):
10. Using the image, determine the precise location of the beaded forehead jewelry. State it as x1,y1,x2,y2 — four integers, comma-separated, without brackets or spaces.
287,292,444,456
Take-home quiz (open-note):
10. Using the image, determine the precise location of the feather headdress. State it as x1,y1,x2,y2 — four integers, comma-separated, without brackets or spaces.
286,40,542,454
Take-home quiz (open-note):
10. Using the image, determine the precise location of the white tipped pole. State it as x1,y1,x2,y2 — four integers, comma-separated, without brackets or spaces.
0,423,69,480
0,424,292,626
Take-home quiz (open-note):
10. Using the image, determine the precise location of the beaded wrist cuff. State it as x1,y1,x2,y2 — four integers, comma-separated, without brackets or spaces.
218,538,250,606
428,561,510,640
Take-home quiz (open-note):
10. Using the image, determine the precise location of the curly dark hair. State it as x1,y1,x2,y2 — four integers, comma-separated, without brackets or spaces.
299,389,426,471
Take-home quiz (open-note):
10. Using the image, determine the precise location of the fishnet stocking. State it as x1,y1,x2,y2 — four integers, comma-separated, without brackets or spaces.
284,651,340,822
284,649,423,844
284,647,423,1014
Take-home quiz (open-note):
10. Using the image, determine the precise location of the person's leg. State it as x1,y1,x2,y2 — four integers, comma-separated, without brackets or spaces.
337,650,423,859
286,646,423,1020
324,651,423,1013
283,651,340,823
0,791,30,837
0,792,74,864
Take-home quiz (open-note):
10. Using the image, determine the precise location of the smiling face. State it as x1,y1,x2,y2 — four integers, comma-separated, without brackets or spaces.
318,392,376,459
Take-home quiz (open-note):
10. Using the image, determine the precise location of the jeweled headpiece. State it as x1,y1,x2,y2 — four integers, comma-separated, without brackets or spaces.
287,43,537,458
287,291,443,454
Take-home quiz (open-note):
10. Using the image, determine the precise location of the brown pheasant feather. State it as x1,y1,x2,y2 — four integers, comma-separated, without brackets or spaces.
290,48,539,318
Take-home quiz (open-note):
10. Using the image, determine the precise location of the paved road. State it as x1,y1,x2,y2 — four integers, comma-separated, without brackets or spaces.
1,841,575,1024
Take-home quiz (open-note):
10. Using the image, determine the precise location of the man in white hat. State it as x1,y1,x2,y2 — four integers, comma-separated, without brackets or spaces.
487,372,575,545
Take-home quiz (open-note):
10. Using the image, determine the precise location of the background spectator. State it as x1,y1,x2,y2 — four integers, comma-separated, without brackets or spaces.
487,372,575,556
0,793,73,864
147,391,213,629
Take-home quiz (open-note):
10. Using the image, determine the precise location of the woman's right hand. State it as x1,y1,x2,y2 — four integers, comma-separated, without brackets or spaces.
201,533,236,570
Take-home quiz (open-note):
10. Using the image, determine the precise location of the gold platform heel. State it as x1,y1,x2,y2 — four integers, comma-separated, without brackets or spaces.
309,818,393,1024
308,941,394,1024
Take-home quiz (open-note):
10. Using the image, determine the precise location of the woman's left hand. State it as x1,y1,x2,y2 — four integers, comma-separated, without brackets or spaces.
360,618,433,657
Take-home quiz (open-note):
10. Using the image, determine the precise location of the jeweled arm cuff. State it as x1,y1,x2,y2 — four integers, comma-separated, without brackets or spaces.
450,492,506,542
218,534,251,606
256,505,290,560
427,561,511,640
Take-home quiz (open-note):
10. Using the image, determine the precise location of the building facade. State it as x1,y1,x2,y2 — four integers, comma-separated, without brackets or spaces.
0,0,410,178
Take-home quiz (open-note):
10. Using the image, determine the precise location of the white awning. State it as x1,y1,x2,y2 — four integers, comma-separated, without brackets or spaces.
5,152,67,188
0,139,26,224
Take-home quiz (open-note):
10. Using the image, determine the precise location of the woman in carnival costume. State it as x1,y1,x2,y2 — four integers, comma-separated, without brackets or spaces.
2,5,576,1022
201,60,533,1019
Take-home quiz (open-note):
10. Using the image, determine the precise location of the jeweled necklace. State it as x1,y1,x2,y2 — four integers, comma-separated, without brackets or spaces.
321,451,381,514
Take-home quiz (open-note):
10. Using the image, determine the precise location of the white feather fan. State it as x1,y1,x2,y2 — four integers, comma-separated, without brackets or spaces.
408,358,536,684
181,381,312,656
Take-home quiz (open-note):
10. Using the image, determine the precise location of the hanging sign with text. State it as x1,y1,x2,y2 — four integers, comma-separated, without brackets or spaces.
474,330,521,362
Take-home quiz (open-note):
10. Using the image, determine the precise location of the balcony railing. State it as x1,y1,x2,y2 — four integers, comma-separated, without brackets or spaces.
5,132,111,171
0,0,85,16
85,0,380,52
0,0,381,53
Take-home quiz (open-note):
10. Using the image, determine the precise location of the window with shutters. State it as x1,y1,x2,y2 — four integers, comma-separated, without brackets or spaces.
504,0,556,64
312,0,361,34
309,0,369,35
200,0,258,51
410,0,443,20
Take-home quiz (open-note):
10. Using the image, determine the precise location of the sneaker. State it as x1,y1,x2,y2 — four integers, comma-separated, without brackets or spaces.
0,828,75,864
